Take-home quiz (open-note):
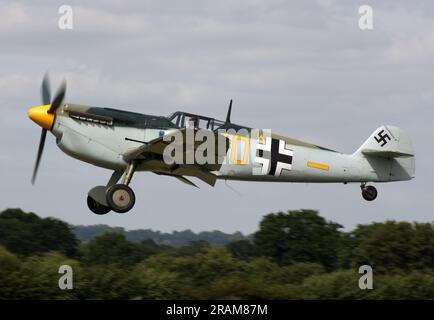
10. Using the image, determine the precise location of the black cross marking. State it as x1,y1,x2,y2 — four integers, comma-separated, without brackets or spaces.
258,138,293,176
374,129,391,147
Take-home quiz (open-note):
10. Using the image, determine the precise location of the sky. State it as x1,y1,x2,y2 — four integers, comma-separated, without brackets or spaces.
0,0,433,234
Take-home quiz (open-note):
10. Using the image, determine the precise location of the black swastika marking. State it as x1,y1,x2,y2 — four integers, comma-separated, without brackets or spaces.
374,129,391,147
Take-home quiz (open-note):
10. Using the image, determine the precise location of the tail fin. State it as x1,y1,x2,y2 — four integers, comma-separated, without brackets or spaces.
354,125,414,157
354,125,415,181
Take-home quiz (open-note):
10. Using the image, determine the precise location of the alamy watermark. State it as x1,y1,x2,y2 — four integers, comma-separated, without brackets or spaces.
58,5,74,30
58,265,73,290
358,5,374,30
358,265,373,290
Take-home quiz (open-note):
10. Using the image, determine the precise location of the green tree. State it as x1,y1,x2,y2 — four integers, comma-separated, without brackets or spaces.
351,221,434,272
226,240,257,260
410,223,434,269
275,262,326,284
139,238,166,256
254,210,343,269
167,240,210,257
145,247,238,292
81,265,141,299
300,269,369,299
0,209,78,257
368,271,434,299
132,264,182,299
0,247,81,300
16,252,81,300
82,232,147,267
0,246,23,299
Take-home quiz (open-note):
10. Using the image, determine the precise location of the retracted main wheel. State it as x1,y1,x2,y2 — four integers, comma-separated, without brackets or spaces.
87,195,111,215
362,185,378,201
106,184,136,213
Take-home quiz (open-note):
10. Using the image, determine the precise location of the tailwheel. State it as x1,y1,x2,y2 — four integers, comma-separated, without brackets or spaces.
87,196,111,215
361,184,378,201
106,184,135,213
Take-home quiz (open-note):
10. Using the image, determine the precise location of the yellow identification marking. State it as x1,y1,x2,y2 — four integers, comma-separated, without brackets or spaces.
307,161,329,171
230,135,250,165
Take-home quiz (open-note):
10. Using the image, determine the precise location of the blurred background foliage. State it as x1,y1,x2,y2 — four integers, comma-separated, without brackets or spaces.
1,208,434,299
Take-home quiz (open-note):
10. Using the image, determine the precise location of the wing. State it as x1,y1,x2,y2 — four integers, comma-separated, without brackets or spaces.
123,128,230,186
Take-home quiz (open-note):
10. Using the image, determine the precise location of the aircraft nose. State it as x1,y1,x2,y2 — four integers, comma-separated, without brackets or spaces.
28,105,55,130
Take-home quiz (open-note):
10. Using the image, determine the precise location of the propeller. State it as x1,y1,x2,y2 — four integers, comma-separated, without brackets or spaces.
41,73,51,105
31,74,66,185
48,80,66,114
31,129,47,185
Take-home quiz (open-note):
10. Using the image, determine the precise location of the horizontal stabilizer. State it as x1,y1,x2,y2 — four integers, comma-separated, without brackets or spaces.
360,149,414,158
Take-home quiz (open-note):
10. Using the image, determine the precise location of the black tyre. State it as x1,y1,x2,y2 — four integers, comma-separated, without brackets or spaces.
106,184,135,213
87,196,111,215
362,185,378,201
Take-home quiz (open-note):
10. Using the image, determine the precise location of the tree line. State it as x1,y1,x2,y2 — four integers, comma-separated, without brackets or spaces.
72,224,248,246
1,208,434,299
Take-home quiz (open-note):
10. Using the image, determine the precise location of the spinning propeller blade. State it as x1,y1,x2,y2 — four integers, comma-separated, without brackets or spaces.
41,73,51,105
48,80,66,113
31,129,47,185
30,74,66,184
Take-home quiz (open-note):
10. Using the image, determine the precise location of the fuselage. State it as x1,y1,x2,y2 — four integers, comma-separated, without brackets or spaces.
50,103,409,184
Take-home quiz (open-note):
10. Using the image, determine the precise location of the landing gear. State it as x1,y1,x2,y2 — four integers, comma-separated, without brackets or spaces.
106,161,138,213
361,183,378,201
106,184,136,213
87,161,137,215
87,195,111,215
87,161,138,214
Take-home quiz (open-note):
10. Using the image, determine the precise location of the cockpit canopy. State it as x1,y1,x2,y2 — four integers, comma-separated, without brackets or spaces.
168,111,226,131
